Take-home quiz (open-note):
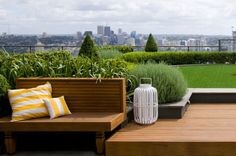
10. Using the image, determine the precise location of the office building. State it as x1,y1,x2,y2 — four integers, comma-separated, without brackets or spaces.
97,26,104,35
104,26,111,37
118,28,122,34
180,40,187,46
76,31,82,39
131,31,136,38
117,35,125,45
233,31,236,51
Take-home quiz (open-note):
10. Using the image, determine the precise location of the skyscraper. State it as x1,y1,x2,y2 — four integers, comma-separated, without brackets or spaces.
104,26,111,37
233,31,236,51
117,34,125,45
76,31,82,39
131,31,136,38
97,26,104,35
118,28,122,34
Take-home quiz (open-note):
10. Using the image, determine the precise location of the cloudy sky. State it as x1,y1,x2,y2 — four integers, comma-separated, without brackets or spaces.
0,0,235,35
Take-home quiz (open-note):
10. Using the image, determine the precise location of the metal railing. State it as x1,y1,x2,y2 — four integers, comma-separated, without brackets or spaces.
0,45,81,54
0,44,232,53
133,45,221,52
0,45,77,52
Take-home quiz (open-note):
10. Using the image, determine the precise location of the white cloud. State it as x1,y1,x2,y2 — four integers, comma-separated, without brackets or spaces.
0,0,235,35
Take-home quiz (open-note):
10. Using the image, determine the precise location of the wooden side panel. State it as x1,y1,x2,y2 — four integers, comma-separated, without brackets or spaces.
16,78,126,113
106,142,236,156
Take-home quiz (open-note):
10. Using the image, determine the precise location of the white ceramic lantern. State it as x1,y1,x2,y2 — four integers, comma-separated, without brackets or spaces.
133,78,158,124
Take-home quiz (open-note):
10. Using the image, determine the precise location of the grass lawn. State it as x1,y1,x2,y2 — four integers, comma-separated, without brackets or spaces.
178,64,236,88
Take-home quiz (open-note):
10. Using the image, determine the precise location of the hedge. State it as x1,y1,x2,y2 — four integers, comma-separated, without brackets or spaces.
122,52,236,65
97,45,134,53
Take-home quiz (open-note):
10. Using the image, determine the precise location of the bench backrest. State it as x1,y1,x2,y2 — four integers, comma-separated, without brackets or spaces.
16,78,126,113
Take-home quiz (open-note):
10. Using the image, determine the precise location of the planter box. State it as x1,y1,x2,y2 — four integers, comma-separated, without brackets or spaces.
158,90,192,119
126,90,192,120
151,88,236,119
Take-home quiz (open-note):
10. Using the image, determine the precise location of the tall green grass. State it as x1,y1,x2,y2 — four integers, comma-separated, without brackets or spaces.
0,51,134,93
0,51,76,87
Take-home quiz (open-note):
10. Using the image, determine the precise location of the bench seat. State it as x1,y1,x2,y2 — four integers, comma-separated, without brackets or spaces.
0,112,125,132
0,78,126,154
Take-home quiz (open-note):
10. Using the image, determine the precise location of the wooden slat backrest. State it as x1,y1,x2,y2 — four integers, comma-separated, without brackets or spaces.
16,78,126,113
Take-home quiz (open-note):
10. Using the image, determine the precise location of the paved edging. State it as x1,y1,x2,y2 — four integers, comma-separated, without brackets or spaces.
190,88,236,103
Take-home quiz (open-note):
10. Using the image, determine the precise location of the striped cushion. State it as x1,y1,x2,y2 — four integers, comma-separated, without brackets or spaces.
43,96,71,119
8,82,52,122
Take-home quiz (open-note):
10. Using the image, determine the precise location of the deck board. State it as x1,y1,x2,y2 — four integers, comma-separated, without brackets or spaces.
106,104,236,156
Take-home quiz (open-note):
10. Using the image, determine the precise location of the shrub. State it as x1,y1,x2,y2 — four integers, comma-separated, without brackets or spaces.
79,33,98,58
0,74,11,117
0,74,10,97
130,63,187,104
145,34,158,52
115,46,134,53
122,51,236,65
96,45,134,53
97,49,122,59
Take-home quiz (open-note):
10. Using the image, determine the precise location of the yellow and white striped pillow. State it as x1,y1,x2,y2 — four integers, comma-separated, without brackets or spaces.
8,82,52,122
43,96,71,119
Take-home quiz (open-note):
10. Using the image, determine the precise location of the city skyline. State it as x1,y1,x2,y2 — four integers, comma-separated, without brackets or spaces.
0,0,236,35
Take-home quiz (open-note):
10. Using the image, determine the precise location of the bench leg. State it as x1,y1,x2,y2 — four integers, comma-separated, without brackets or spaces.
96,131,105,154
4,132,16,154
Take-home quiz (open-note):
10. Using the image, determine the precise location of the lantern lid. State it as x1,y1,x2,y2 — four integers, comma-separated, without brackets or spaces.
139,84,152,88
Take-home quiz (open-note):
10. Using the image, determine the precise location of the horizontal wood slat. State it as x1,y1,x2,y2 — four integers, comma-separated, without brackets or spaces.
16,78,126,113
0,112,125,131
18,85,121,89
53,92,121,96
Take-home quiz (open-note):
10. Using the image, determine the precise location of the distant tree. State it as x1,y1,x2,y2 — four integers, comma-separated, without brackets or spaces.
145,33,158,52
79,33,98,58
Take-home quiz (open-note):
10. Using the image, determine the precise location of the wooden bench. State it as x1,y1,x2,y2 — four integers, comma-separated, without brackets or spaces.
0,78,126,154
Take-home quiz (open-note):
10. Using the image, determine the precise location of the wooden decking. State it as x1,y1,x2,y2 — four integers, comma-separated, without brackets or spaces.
106,104,236,156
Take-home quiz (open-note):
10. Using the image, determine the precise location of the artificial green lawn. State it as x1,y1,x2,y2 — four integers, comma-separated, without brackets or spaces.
178,64,236,88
